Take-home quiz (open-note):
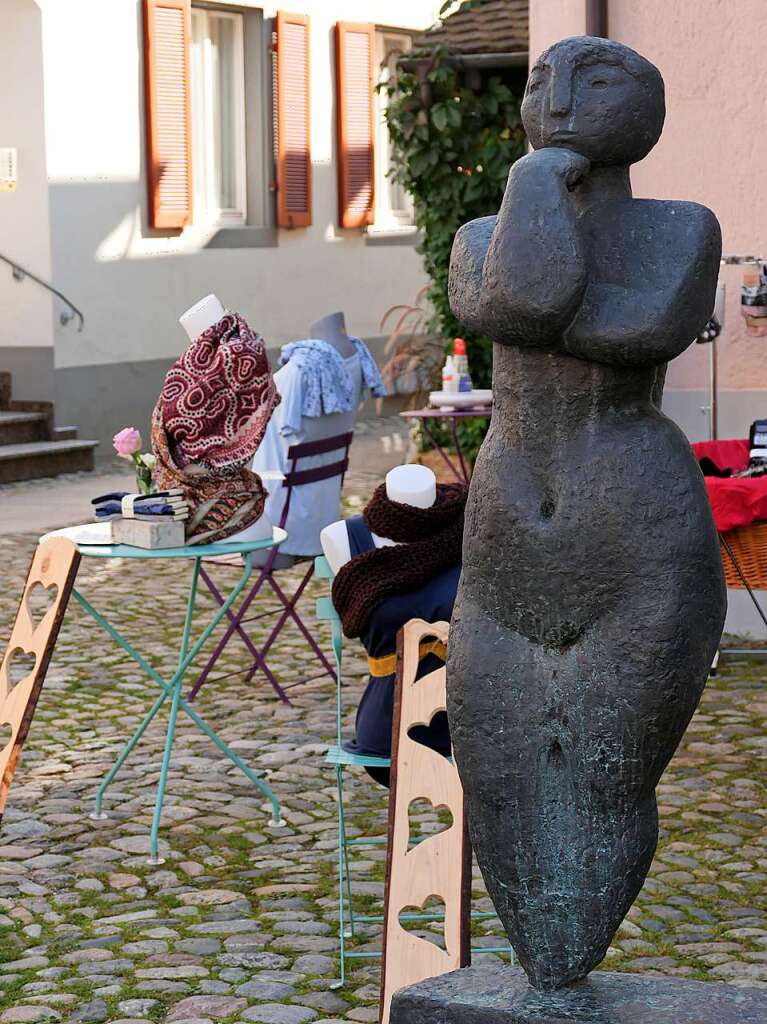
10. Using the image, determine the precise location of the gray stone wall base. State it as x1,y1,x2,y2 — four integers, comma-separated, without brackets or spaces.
662,387,767,442
0,346,55,402
54,358,172,456
724,586,767,640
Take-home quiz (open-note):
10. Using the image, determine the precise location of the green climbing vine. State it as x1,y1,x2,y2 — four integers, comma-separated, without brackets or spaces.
381,33,526,458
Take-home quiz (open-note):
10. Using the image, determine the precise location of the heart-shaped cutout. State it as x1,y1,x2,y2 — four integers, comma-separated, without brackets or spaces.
3,648,37,692
26,581,58,629
398,895,448,951
406,710,450,746
407,797,454,852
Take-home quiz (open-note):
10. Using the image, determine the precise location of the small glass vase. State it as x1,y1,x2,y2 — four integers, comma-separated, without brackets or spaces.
134,459,153,495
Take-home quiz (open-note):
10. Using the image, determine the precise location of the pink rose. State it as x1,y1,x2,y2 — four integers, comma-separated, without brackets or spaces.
113,427,142,458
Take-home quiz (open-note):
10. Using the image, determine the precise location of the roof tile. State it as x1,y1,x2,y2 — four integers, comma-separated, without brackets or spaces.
410,0,529,57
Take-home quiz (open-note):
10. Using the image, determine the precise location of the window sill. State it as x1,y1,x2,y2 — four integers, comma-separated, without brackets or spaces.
365,226,421,247
205,226,278,249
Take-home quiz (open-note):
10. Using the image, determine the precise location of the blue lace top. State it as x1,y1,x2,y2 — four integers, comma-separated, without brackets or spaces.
278,337,386,418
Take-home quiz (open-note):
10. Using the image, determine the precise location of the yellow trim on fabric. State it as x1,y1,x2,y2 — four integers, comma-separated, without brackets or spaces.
367,639,447,678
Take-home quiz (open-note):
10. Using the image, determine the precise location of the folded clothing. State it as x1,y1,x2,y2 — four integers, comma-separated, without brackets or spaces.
91,489,184,505
95,502,189,521
91,490,189,522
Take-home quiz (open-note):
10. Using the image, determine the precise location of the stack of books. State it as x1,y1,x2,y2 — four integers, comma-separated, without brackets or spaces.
91,490,189,523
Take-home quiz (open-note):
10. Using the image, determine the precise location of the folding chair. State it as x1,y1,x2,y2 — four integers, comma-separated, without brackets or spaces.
314,556,513,992
187,432,354,705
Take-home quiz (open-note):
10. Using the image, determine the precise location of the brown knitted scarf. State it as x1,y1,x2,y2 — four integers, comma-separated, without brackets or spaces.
332,482,467,639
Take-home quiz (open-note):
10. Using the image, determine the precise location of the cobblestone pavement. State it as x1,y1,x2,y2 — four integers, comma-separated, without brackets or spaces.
0,475,766,1020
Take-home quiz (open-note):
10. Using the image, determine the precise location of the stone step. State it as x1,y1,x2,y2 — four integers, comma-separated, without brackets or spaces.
0,410,49,446
0,439,98,484
53,425,79,441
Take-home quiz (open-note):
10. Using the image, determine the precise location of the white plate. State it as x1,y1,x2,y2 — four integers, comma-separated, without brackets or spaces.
429,390,492,409
40,522,113,545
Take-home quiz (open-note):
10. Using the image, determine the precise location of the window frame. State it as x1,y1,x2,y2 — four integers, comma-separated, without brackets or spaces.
190,4,248,227
372,28,415,233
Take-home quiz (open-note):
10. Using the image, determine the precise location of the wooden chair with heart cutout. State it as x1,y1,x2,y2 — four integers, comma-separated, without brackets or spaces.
0,537,80,824
379,619,470,1024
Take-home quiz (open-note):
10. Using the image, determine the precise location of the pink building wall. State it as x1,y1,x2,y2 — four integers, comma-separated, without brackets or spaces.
529,0,767,442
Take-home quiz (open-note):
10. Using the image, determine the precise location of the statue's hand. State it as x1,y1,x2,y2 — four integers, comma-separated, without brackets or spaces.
478,146,590,346
511,147,591,192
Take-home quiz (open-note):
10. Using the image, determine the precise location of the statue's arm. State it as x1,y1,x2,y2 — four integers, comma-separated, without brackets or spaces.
564,205,722,366
449,149,590,346
448,215,496,333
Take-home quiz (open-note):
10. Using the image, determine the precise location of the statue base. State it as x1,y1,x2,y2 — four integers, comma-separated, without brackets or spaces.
390,964,767,1023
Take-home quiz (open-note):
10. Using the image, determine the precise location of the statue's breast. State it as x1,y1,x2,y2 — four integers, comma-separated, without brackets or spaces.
581,198,715,290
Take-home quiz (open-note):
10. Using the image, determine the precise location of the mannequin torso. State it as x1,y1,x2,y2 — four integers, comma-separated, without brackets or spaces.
252,311,366,558
320,464,437,574
310,311,356,357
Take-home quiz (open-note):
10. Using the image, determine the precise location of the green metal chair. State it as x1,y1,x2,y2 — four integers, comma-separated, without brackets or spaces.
314,556,513,989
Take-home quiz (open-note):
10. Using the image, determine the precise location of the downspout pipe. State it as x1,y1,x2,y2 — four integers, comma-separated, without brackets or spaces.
586,0,608,37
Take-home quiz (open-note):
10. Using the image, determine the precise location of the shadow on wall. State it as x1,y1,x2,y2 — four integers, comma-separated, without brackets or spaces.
44,163,413,457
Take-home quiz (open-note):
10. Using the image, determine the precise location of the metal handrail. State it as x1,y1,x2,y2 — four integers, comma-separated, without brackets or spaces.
0,252,84,331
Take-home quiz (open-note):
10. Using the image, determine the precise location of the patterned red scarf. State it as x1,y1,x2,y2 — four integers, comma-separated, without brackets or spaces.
151,312,278,544
151,404,268,545
160,312,279,469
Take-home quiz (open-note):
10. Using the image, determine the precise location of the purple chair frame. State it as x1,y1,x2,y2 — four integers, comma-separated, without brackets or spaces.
187,431,354,705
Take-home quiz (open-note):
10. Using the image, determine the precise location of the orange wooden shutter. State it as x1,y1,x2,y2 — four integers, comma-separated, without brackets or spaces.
276,12,312,228
143,0,193,229
335,22,375,229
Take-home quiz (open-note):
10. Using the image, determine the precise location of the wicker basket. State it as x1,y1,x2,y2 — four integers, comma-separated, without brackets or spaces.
720,522,767,589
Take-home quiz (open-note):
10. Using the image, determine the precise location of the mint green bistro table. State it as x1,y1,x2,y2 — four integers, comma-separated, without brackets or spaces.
71,528,288,863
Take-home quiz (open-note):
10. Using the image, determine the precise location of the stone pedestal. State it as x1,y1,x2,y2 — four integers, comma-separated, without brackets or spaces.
390,964,767,1023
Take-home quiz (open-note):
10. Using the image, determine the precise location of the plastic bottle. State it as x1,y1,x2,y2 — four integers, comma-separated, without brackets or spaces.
453,338,473,392
442,354,458,394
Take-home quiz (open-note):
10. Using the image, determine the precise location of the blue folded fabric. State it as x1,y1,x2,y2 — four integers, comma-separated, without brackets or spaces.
91,489,183,505
95,501,187,517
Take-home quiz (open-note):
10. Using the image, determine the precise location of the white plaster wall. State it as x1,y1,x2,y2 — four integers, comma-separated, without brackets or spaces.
0,0,54,353
37,0,443,372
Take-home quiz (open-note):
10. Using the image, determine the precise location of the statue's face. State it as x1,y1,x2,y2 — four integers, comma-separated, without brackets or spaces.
521,43,664,166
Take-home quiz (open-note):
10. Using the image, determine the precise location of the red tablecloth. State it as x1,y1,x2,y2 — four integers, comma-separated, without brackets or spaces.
692,438,767,532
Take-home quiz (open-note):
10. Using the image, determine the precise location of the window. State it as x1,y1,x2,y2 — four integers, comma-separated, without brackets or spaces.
373,30,414,231
190,6,247,224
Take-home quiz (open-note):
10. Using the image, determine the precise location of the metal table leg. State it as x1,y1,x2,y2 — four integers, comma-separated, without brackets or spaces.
418,418,467,485
72,552,285,862
447,416,471,485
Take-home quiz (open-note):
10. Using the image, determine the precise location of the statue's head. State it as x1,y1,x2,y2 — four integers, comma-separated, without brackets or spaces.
521,36,665,166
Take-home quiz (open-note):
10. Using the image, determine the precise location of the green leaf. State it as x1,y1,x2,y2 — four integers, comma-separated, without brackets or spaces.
431,105,449,132
383,48,524,446
446,103,462,128
409,151,431,177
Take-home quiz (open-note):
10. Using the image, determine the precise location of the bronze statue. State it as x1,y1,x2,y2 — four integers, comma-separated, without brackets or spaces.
446,36,726,991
